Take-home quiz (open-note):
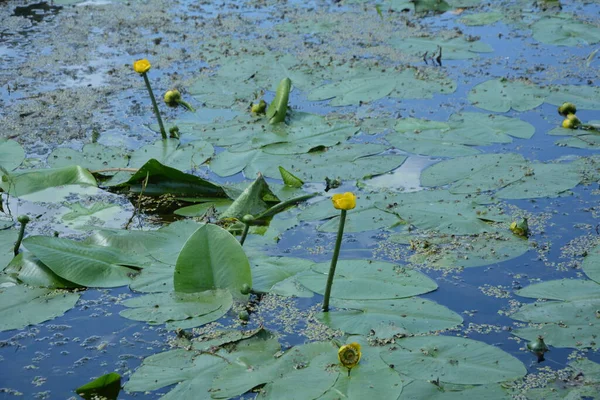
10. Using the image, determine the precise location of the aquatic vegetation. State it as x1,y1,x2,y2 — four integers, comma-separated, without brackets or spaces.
133,58,167,139
164,89,195,112
322,192,355,312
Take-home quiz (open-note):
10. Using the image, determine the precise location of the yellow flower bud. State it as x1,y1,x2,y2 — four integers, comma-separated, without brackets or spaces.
164,89,182,107
558,102,576,117
331,192,356,210
133,59,151,74
338,342,361,369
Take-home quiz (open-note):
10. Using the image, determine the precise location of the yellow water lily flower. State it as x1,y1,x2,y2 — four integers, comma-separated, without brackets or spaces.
338,342,361,369
133,59,151,74
332,192,356,210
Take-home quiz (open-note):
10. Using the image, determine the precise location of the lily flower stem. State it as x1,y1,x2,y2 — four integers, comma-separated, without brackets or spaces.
240,223,250,246
177,100,196,112
14,219,28,256
141,72,167,140
323,209,346,312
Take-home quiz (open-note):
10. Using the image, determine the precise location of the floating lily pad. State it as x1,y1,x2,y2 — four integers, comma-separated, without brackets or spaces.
459,12,503,26
468,79,546,112
545,85,600,110
174,224,252,296
381,336,527,384
0,139,25,171
421,153,526,192
212,341,339,400
120,289,233,329
0,165,97,197
23,235,147,288
410,231,530,269
0,285,80,331
4,252,81,289
0,229,17,270
129,139,214,171
308,68,455,106
389,36,493,60
381,189,500,235
495,162,582,199
47,143,129,172
317,207,403,233
400,380,509,399
512,280,600,349
129,264,174,293
296,260,437,300
532,15,600,46
582,243,600,283
251,256,315,297
320,297,463,337
210,143,406,182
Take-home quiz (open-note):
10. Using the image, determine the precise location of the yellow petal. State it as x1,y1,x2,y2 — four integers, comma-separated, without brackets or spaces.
331,192,356,210
133,59,151,74
338,342,361,369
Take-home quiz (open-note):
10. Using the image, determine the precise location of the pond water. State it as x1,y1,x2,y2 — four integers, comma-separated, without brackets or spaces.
1,0,600,399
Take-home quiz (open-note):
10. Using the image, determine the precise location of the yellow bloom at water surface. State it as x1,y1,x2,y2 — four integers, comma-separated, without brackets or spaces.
332,192,356,210
133,59,151,74
338,342,361,369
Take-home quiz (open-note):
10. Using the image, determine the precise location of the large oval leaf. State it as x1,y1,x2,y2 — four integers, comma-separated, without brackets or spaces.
381,336,527,384
0,285,80,331
174,224,251,295
23,236,146,288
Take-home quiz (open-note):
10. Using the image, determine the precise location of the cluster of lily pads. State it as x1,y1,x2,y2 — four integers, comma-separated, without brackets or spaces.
2,0,600,398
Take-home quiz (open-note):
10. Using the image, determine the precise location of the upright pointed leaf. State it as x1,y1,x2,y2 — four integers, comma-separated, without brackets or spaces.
174,224,251,295
266,78,292,124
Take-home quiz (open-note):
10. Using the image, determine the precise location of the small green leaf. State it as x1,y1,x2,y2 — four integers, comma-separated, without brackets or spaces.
75,372,121,400
278,166,304,188
266,78,292,124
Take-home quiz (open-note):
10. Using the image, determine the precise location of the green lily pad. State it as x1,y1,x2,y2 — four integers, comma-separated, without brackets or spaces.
75,372,121,400
582,243,600,283
515,279,599,301
532,15,600,46
545,85,600,110
212,341,339,400
0,285,80,331
4,252,81,289
556,135,600,149
23,235,147,288
0,229,17,270
512,280,600,349
421,153,527,192
468,79,546,112
47,143,129,172
381,336,527,384
0,165,97,197
410,231,530,269
459,12,503,26
320,298,463,337
381,189,500,235
317,207,403,233
129,139,214,171
129,264,174,293
495,162,582,199
400,380,509,399
308,68,455,106
296,260,437,300
210,143,406,182
219,173,280,220
174,223,252,296
251,256,315,297
0,139,25,171
120,289,233,328
389,36,493,60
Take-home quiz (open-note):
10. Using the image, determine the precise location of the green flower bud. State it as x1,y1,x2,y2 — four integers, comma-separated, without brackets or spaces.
240,283,252,295
238,310,250,321
17,215,30,224
164,89,182,107
242,214,255,224
251,100,267,115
